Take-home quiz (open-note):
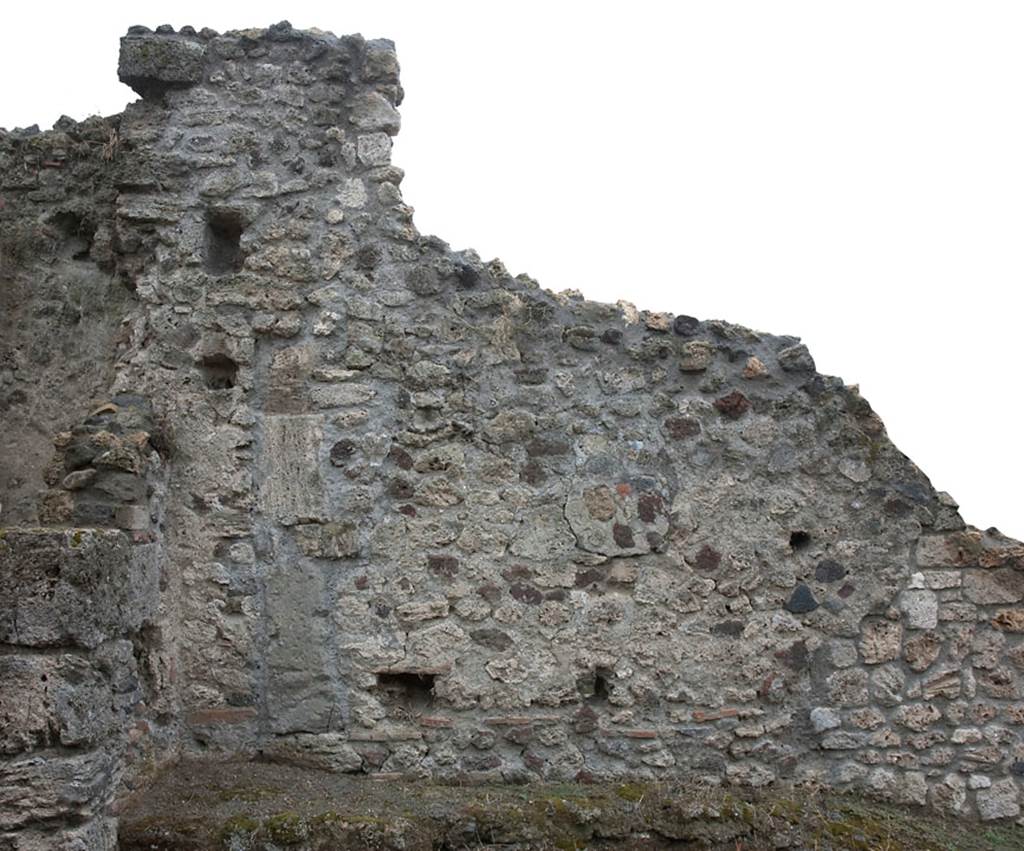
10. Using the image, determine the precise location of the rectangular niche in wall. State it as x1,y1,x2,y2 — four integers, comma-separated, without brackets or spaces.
203,208,245,275
375,671,436,713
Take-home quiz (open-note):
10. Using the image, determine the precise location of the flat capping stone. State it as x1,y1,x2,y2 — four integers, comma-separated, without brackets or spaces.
118,33,207,98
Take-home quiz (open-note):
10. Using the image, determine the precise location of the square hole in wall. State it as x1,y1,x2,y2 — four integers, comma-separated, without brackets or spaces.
200,353,238,390
375,671,436,712
49,210,95,261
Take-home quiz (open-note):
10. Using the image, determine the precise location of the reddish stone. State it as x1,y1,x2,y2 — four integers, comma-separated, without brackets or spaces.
575,567,607,588
573,705,599,734
186,706,258,726
501,564,534,581
694,544,721,571
477,583,501,604
620,729,659,739
509,583,543,605
419,716,455,728
637,492,663,523
525,437,571,457
387,446,414,470
520,460,545,484
387,477,414,499
523,751,545,772
612,523,635,548
484,716,535,726
691,707,740,722
714,391,751,420
775,639,810,670
664,416,701,439
427,554,459,578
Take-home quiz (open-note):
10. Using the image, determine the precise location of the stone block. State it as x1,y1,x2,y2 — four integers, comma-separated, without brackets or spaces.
859,620,902,664
0,529,153,649
977,777,1021,820
261,733,362,772
964,569,1024,605
809,707,841,733
899,589,938,629
118,35,206,97
349,92,401,134
0,750,114,830
293,522,359,559
258,416,326,525
265,560,334,734
0,653,119,755
0,817,117,850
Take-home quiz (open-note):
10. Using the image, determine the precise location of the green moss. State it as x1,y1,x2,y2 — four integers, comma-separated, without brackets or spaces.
218,815,259,846
116,766,1024,851
264,811,306,845
615,782,647,802
765,796,804,821
70,529,84,547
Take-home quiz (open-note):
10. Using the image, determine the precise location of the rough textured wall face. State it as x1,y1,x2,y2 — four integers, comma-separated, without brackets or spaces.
1,21,1023,844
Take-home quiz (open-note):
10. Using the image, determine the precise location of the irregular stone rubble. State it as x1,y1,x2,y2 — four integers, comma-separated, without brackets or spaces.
0,20,1022,848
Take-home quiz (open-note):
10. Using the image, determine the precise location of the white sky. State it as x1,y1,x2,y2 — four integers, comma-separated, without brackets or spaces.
4,2,1022,537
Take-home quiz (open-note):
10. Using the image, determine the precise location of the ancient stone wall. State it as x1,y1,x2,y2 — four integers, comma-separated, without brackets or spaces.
0,529,159,848
1,21,1022,844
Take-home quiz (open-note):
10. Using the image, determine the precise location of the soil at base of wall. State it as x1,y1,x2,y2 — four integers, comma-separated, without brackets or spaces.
116,758,1024,851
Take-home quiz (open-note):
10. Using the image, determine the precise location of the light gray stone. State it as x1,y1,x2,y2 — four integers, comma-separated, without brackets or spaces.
258,415,326,525
900,589,939,629
977,778,1021,821
809,707,841,733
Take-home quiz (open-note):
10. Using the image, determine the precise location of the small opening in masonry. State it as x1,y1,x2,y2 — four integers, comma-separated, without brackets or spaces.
578,667,614,703
200,353,238,390
204,209,245,275
789,530,812,550
376,671,436,711
50,211,95,261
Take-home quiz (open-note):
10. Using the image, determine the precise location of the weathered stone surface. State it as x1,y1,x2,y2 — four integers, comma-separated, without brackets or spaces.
294,522,359,559
118,34,206,97
1,22,1023,836
0,530,154,649
349,92,401,134
262,733,363,772
964,568,1024,605
977,778,1022,821
679,340,715,371
0,750,114,830
565,481,669,557
859,620,902,664
899,589,939,629
266,558,334,735
784,584,818,614
258,416,326,525
809,707,841,733
0,653,123,754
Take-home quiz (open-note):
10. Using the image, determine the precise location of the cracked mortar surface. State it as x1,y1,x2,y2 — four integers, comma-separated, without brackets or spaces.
0,20,1023,849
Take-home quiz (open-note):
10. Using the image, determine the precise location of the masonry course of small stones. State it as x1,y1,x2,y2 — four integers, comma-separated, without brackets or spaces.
0,21,1022,848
